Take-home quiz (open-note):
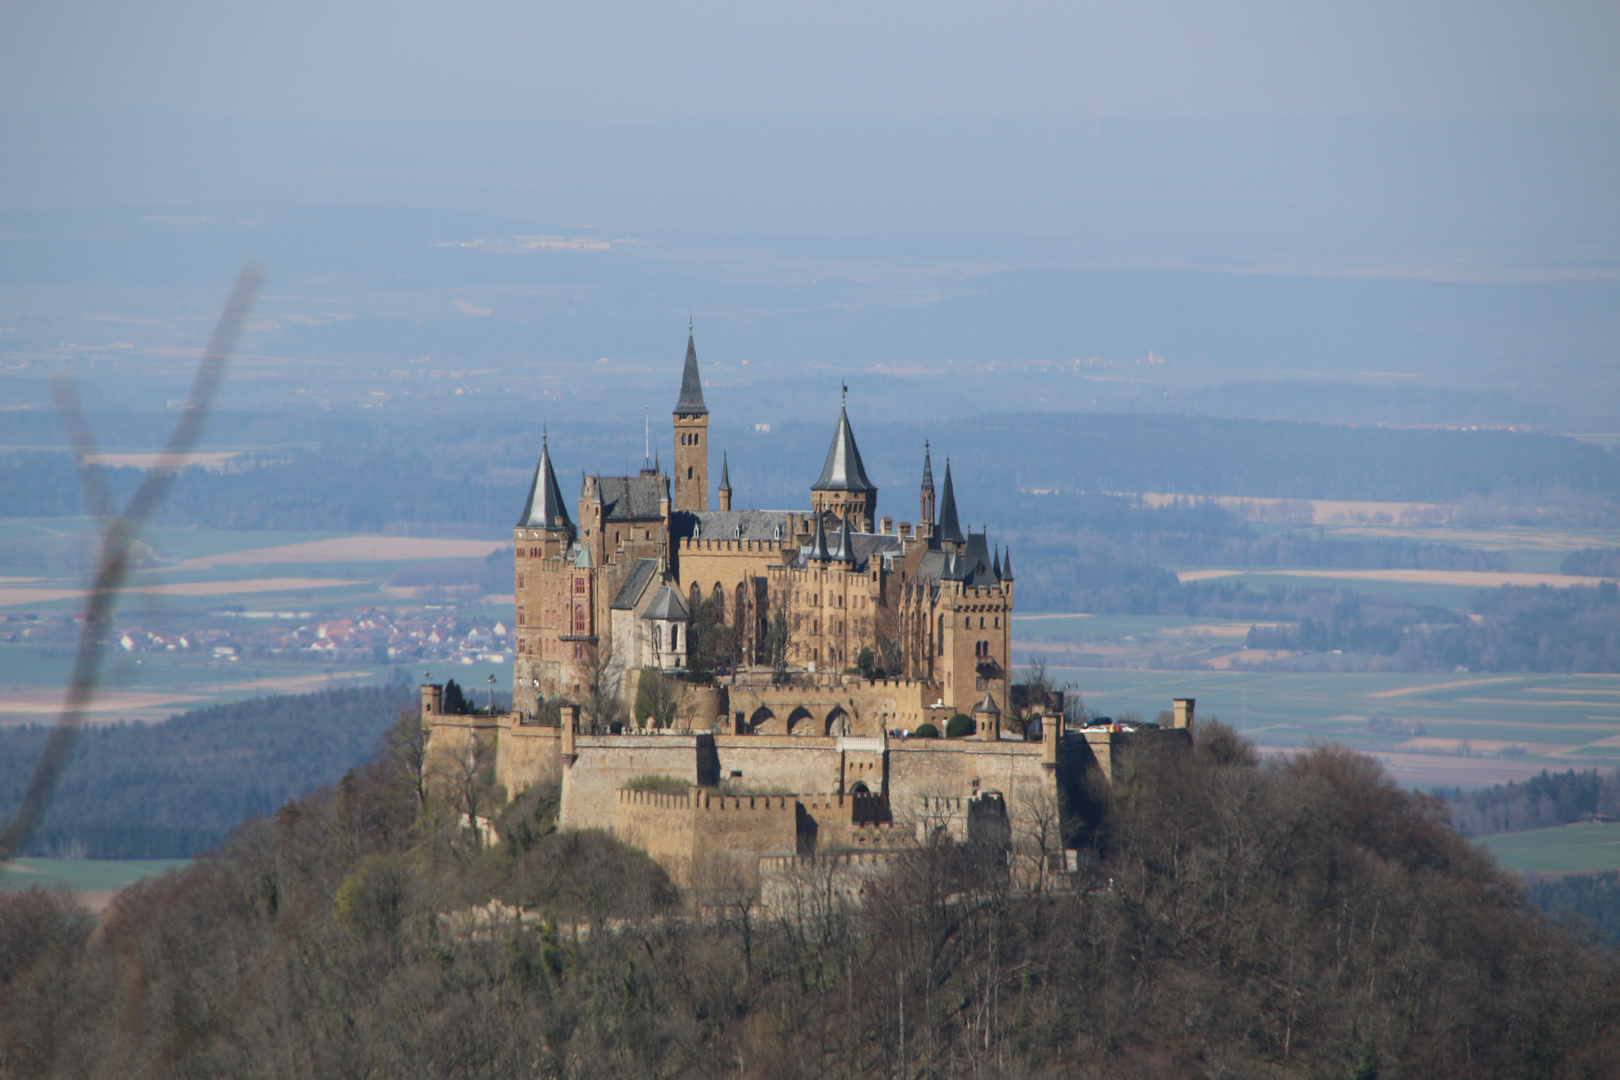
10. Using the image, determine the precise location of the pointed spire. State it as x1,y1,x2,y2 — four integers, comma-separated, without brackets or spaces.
993,544,1002,577
835,513,855,563
812,402,876,493
937,459,965,544
808,515,831,561
517,436,574,532
674,329,708,415
921,440,934,493
1002,545,1014,581
718,452,731,492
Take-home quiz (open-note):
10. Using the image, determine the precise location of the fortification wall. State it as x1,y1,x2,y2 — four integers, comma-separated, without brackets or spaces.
725,680,935,736
758,850,902,913
614,788,696,883
691,789,798,887
559,735,704,831
495,723,562,795
710,735,843,794
887,738,1057,844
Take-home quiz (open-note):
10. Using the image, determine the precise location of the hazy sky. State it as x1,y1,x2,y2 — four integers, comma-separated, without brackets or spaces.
3,0,1617,121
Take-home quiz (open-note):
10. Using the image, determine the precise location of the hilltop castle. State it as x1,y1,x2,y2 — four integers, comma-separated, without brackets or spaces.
511,330,1013,726
425,331,1195,896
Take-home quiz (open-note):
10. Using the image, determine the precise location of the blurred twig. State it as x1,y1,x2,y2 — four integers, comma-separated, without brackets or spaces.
0,260,263,862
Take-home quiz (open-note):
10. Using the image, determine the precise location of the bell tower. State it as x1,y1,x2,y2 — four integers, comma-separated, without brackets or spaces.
672,326,709,512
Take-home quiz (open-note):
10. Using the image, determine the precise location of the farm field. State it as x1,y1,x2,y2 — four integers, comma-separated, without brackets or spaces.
0,858,190,911
1041,666,1620,789
1478,822,1620,875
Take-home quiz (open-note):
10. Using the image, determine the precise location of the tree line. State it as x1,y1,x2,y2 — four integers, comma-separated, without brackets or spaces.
4,718,1620,1077
0,686,411,859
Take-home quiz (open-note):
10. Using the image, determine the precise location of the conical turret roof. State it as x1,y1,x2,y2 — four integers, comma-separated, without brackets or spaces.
1002,545,1014,580
718,452,731,492
516,437,573,531
937,461,965,544
834,513,855,563
674,332,708,415
921,441,934,494
812,405,876,493
808,514,831,561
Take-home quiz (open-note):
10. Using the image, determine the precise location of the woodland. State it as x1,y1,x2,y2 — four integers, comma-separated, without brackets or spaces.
4,717,1620,1078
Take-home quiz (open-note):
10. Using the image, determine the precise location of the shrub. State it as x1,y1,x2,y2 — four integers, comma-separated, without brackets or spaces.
945,713,974,738
624,774,691,795
913,723,939,739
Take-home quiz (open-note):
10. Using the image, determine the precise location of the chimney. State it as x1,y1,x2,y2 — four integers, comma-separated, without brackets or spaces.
560,703,579,764
899,522,913,540
421,683,443,719
1173,698,1195,731
879,516,892,534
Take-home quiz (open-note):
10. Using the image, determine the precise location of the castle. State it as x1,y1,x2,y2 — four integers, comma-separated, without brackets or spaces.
511,329,1013,725
425,331,1196,896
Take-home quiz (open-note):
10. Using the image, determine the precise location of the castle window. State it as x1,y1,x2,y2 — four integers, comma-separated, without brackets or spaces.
653,625,662,654
573,605,586,633
979,616,985,629
687,466,693,479
671,625,680,650
516,574,524,589
938,615,945,655
994,616,1000,628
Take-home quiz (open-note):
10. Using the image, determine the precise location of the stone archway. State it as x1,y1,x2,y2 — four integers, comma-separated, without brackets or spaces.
787,706,815,735
825,706,851,737
851,780,871,795
749,706,778,735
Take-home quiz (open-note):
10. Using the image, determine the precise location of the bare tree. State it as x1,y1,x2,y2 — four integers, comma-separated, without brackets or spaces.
381,704,428,812
435,737,498,854
580,638,622,733
765,607,793,685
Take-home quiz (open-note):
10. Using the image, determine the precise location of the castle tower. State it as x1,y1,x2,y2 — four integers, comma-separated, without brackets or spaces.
513,436,576,716
810,391,877,531
936,459,965,548
672,329,709,512
919,440,936,538
717,452,732,511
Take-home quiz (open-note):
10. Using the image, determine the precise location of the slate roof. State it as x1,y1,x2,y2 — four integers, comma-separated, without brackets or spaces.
641,585,690,622
610,558,660,610
671,509,794,542
798,527,902,572
593,475,667,521
936,461,965,544
910,532,1003,587
516,439,573,531
812,406,876,493
674,334,708,415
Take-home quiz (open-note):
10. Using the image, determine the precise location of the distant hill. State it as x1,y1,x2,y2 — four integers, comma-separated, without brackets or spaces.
0,685,412,858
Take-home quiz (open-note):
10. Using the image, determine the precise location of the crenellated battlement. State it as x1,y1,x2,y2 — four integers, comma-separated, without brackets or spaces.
678,537,790,554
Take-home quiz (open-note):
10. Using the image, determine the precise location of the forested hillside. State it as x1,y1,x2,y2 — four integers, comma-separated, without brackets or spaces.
0,686,411,858
2,724,1616,1077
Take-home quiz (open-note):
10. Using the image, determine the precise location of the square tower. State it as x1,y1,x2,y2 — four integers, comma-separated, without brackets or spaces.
673,331,709,512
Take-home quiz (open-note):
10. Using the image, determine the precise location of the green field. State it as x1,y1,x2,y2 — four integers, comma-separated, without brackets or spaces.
0,858,189,893
1478,822,1620,874
1034,666,1620,789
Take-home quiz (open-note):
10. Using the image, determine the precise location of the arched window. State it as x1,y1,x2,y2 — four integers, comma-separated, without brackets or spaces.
653,625,662,654
671,625,680,650
712,583,726,624
689,582,702,614
938,615,945,656
573,605,586,633
687,466,693,479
